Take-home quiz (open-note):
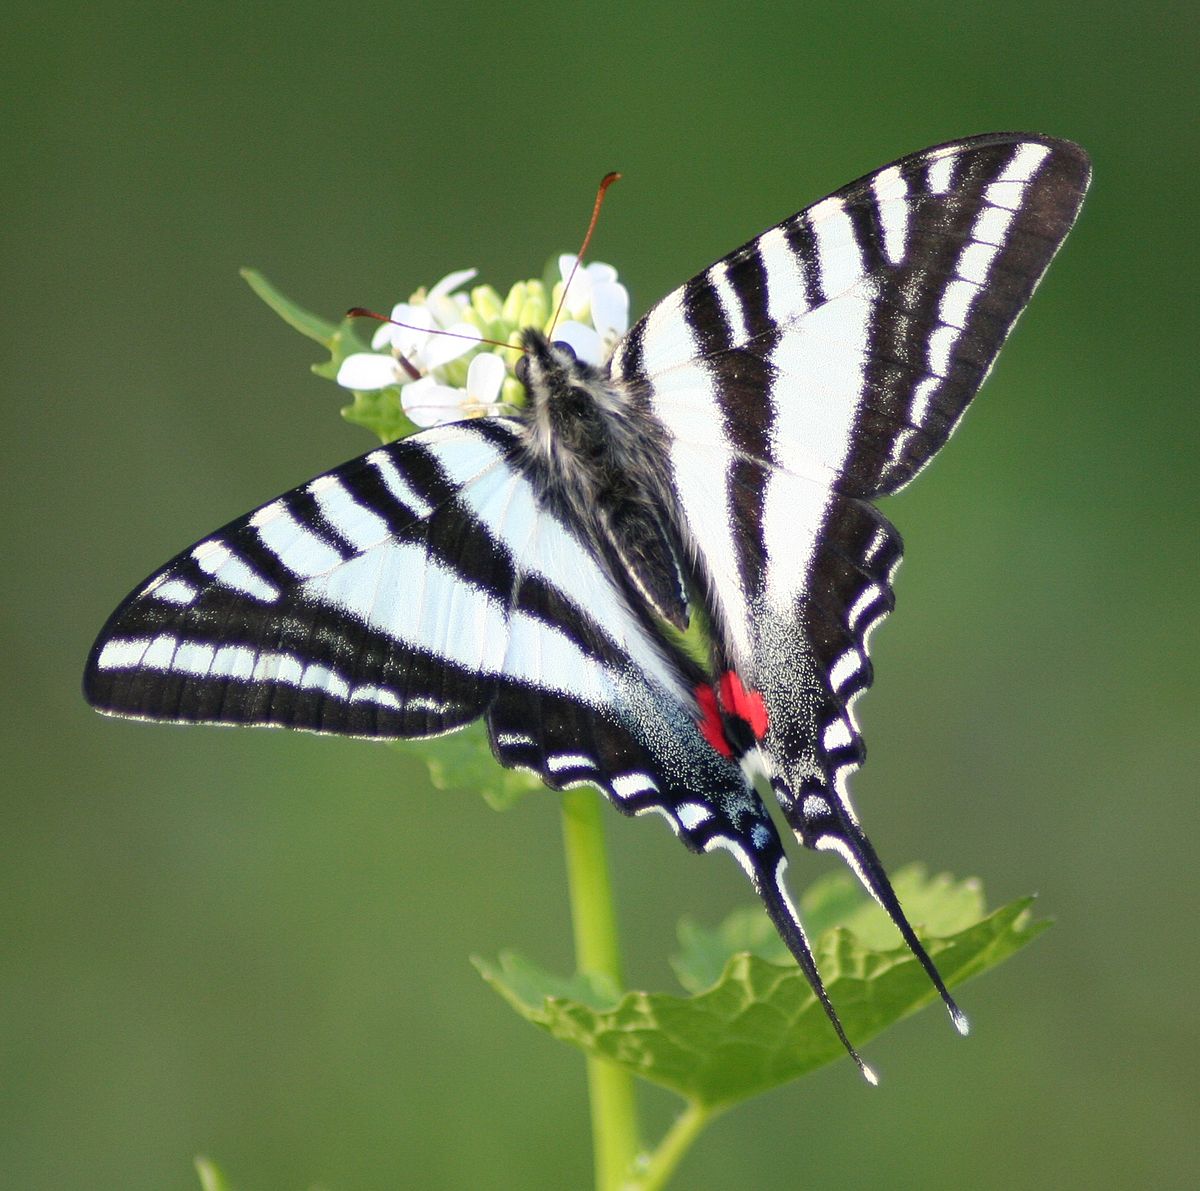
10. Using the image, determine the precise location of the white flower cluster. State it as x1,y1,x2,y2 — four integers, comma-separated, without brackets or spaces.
336,256,630,428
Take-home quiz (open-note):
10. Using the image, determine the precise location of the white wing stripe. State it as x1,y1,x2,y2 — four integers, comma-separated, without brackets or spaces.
141,576,198,605
939,277,982,330
308,475,390,551
768,290,871,480
253,507,343,578
872,166,910,265
419,426,508,490
95,634,461,715
367,450,434,519
669,436,753,663
612,772,659,799
957,240,1001,285
759,225,810,323
972,204,1016,248
547,752,594,773
762,469,828,610
926,151,956,194
677,802,714,829
998,141,1051,183
822,718,854,751
637,288,693,375
847,583,885,633
191,541,280,603
829,650,862,693
809,196,864,298
708,259,749,343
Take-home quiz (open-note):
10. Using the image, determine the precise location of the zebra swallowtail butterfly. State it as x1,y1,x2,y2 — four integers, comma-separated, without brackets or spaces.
85,133,1090,1079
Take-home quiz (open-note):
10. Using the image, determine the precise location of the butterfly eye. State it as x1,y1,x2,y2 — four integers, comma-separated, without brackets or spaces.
514,355,530,387
550,340,577,362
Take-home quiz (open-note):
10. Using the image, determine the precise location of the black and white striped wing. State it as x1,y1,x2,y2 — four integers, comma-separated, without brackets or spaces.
86,417,705,774
84,417,877,1066
612,134,1089,1021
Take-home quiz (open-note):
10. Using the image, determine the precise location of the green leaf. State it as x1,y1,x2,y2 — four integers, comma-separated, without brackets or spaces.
194,1157,233,1191
671,864,988,992
473,949,622,1010
671,906,785,994
408,721,544,811
240,268,339,348
339,385,417,444
478,868,1048,1109
242,267,404,442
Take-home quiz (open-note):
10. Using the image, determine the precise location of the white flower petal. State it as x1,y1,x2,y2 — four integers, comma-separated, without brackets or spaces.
426,297,459,328
428,267,478,301
420,322,479,369
427,268,479,327
397,306,441,353
558,254,593,319
584,261,618,286
401,377,467,427
553,321,604,366
590,281,629,339
391,302,434,327
337,352,401,391
467,352,506,403
558,254,581,283
372,303,436,352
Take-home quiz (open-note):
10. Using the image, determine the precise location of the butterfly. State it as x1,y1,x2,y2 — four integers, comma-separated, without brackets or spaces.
85,133,1090,1079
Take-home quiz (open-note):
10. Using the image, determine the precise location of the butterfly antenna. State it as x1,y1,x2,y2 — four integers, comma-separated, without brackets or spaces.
757,858,879,1085
345,308,526,365
548,171,622,337
821,826,969,1036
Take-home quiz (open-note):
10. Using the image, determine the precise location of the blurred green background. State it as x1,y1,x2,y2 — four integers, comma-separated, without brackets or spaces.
4,2,1196,1188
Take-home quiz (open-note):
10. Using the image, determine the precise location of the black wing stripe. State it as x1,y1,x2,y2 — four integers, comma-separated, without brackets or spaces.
720,247,773,343
681,267,735,356
284,486,357,561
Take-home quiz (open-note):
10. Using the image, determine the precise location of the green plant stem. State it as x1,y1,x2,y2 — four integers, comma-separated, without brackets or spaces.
560,788,639,1191
629,1102,716,1191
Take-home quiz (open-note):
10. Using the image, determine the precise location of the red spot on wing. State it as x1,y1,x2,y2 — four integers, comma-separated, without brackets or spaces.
695,683,733,757
718,671,769,740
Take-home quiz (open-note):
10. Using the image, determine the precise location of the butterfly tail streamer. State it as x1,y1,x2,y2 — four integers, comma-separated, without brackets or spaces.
754,856,878,1084
815,821,969,1035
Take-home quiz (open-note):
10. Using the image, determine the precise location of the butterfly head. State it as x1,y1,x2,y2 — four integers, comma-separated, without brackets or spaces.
515,327,595,387
515,327,619,444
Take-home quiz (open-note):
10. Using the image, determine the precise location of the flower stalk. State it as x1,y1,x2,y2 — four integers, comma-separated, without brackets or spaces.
560,788,640,1191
